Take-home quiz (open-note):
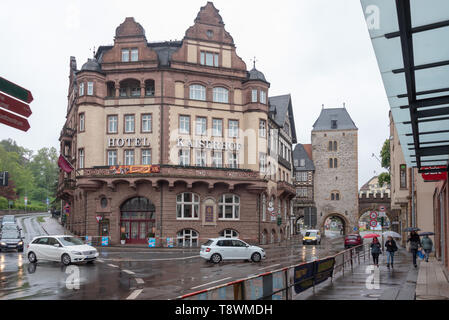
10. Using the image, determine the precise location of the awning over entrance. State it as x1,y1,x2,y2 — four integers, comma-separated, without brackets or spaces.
361,0,449,173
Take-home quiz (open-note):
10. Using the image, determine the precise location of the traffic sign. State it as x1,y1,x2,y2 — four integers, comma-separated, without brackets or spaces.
353,227,358,232
369,211,378,220
0,108,30,132
0,76,33,103
96,215,103,223
370,220,378,228
0,92,32,118
379,206,386,212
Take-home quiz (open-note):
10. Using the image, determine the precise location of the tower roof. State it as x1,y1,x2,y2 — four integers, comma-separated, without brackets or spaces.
312,107,357,131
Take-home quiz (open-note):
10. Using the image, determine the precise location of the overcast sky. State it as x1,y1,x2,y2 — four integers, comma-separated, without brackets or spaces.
0,0,390,187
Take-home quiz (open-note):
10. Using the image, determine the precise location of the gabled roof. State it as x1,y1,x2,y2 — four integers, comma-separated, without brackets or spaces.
293,144,315,171
303,144,313,160
268,94,297,143
312,108,357,131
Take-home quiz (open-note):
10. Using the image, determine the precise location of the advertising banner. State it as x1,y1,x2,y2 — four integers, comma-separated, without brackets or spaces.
244,276,264,300
85,236,92,246
293,262,314,294
166,238,174,248
109,165,160,175
314,257,335,285
101,236,109,246
148,238,156,248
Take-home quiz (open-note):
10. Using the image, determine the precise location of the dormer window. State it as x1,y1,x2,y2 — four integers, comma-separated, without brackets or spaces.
331,120,338,129
131,48,138,62
200,51,219,67
121,48,138,62
121,49,129,62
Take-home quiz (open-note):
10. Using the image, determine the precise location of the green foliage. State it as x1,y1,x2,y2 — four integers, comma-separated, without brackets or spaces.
0,140,59,205
378,172,391,187
380,139,390,170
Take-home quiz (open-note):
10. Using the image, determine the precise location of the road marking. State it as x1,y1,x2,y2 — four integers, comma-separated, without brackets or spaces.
123,269,135,275
102,255,200,262
126,289,143,300
258,264,281,271
97,258,104,263
190,277,232,290
135,278,145,284
107,264,119,268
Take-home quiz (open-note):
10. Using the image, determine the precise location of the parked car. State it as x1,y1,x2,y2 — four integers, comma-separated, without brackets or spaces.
344,234,363,249
0,229,24,252
200,238,266,264
302,230,321,245
26,235,99,266
1,215,16,226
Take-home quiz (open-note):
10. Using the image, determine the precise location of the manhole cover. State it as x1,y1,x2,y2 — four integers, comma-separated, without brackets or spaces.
416,295,449,300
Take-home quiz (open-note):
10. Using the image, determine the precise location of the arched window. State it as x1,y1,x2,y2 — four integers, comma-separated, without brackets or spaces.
213,87,229,103
189,84,206,101
219,229,239,238
333,141,338,151
218,194,240,220
331,193,335,201
177,229,199,247
176,193,200,219
328,141,333,151
119,79,140,98
262,229,268,245
334,158,338,168
329,158,334,168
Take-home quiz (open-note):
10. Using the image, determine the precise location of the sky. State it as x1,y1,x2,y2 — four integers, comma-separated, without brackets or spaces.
0,0,390,187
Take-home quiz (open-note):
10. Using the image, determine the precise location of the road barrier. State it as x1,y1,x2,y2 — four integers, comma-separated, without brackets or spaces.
176,243,371,300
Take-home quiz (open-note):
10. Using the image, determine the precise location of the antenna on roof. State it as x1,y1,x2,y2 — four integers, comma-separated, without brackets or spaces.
92,46,96,58
251,56,258,69
343,102,346,109
322,104,325,109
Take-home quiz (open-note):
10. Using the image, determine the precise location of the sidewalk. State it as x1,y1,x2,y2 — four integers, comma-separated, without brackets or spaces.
296,249,419,300
415,257,449,300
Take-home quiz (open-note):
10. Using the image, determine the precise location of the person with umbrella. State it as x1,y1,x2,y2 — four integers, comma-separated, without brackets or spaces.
420,233,434,263
384,236,398,268
370,237,382,267
407,230,421,268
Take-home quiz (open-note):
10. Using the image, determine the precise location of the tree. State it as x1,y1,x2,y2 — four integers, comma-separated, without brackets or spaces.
0,144,35,197
29,147,59,200
378,139,391,187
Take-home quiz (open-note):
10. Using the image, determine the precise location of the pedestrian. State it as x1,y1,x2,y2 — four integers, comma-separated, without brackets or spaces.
421,235,433,263
407,231,421,268
384,236,398,269
370,237,382,267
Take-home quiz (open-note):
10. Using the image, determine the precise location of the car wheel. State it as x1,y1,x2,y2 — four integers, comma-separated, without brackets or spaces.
86,260,95,264
28,252,37,263
61,253,71,266
251,252,262,263
210,253,222,264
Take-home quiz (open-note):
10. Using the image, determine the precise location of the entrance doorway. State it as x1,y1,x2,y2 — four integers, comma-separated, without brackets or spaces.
120,197,155,244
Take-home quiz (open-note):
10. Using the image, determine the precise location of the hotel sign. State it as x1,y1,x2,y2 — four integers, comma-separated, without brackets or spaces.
176,138,242,151
108,137,151,148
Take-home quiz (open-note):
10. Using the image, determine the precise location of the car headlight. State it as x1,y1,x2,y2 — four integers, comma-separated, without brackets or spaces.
72,251,82,255
18,241,23,245
0,242,6,246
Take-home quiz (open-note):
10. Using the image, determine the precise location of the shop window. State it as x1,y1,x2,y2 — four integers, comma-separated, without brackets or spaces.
176,193,199,220
220,229,239,239
218,194,240,220
177,229,199,247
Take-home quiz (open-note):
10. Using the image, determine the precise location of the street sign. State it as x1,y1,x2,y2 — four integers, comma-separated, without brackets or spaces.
379,206,386,212
370,220,378,228
370,211,378,219
0,76,33,103
353,227,358,232
0,108,30,132
24,196,28,205
0,92,32,118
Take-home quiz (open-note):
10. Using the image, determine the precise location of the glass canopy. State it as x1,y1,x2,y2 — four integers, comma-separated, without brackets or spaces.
361,0,449,173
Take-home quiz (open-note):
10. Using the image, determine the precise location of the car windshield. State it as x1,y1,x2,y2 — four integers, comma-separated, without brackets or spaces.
2,224,17,230
347,235,359,240
305,232,317,237
1,231,19,239
2,216,15,222
57,237,84,246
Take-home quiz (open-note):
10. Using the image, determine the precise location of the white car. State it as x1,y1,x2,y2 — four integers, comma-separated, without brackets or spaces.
200,238,266,264
26,235,99,266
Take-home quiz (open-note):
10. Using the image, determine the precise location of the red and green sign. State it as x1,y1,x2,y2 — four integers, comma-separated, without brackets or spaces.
0,108,30,132
0,76,33,103
421,166,448,182
0,91,32,117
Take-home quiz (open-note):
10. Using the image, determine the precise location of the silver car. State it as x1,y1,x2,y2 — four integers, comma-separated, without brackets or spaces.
200,238,266,264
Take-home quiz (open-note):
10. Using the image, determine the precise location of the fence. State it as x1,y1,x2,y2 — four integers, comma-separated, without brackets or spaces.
176,243,371,300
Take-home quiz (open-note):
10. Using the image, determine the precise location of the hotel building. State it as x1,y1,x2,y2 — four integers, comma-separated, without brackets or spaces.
57,2,297,246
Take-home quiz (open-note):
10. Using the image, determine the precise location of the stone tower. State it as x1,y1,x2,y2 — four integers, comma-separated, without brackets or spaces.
311,107,358,235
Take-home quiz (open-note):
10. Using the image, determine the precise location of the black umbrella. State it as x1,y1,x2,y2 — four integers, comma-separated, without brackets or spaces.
419,232,435,236
404,227,421,232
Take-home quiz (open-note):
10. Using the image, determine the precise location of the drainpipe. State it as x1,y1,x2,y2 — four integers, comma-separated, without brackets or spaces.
84,190,88,237
159,70,164,247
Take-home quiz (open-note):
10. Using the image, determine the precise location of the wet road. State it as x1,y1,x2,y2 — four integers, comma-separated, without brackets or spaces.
0,214,345,300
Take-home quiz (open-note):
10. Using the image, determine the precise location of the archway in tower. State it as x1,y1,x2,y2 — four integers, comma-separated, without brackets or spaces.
323,215,347,238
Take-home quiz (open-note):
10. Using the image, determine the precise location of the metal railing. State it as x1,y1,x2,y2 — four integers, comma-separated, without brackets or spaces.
177,243,371,300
